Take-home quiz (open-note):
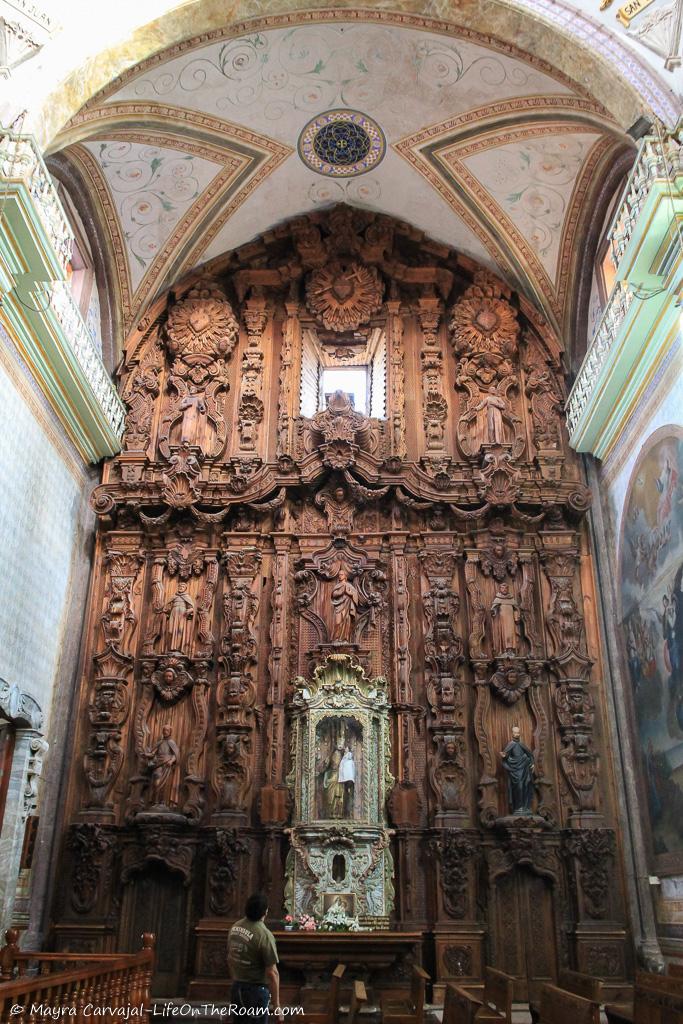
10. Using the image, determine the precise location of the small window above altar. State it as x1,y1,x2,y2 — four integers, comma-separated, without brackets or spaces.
321,366,368,414
299,325,387,418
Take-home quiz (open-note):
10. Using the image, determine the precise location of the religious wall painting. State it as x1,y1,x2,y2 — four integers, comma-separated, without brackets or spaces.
620,427,683,862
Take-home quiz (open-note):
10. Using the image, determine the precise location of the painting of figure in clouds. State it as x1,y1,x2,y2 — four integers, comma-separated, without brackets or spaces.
621,427,683,861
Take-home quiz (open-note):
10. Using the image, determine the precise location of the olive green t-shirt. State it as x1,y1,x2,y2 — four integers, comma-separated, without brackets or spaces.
228,918,279,984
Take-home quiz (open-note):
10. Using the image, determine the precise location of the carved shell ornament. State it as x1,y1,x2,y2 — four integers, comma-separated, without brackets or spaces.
449,272,519,360
306,260,383,332
165,281,239,380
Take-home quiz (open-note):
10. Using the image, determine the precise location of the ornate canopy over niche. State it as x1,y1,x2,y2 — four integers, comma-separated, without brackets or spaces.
285,655,394,926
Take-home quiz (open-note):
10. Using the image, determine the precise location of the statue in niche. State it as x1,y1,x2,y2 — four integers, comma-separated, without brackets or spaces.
315,486,356,536
147,725,181,808
316,716,362,819
490,583,521,656
431,734,466,812
474,388,508,445
216,732,249,810
331,570,360,643
500,725,535,815
179,390,207,447
164,582,195,653
320,745,345,818
339,746,357,817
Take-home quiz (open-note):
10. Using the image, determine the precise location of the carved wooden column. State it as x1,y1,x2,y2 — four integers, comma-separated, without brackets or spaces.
418,296,448,456
386,294,406,462
259,534,294,914
277,297,301,463
420,544,467,827
214,539,262,823
237,289,268,453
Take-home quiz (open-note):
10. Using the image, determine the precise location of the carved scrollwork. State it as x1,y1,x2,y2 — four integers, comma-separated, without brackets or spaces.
431,829,476,918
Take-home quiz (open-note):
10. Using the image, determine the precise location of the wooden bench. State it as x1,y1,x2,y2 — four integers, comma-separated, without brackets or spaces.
348,980,368,1023
605,970,683,1024
538,984,600,1024
442,982,479,1024
529,969,603,1022
301,963,346,1023
380,963,430,1022
449,967,514,1024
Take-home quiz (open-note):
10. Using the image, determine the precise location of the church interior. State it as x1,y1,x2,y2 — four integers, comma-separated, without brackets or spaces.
1,0,683,1019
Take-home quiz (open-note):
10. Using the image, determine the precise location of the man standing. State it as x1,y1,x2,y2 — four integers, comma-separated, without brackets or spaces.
228,893,281,1015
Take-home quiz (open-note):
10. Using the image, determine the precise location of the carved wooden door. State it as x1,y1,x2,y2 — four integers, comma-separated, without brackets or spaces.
492,867,557,1002
123,865,189,996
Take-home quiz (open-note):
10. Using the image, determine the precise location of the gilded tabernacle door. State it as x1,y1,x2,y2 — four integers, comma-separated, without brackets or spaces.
285,654,394,926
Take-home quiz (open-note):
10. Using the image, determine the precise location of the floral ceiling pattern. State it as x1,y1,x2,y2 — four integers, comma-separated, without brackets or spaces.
56,14,628,334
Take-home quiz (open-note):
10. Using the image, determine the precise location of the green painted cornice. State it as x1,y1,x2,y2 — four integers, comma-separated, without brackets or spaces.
567,132,683,460
0,132,124,463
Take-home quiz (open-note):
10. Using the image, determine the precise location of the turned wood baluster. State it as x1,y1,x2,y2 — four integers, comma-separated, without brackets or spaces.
0,927,20,980
140,933,155,1011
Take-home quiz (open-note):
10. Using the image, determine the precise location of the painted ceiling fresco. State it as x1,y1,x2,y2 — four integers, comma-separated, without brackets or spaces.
56,14,628,333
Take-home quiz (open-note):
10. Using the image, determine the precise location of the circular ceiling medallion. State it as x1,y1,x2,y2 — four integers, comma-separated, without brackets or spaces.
298,109,386,178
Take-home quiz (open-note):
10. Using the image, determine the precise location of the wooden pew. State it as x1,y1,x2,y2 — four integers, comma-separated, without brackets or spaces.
538,984,600,1024
380,963,430,1022
442,982,480,1024
606,970,683,1024
529,969,603,1022
348,980,368,1023
669,965,683,979
474,967,514,1023
301,962,346,1023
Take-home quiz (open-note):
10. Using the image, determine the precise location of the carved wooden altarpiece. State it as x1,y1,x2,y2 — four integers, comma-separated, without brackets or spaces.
52,206,629,1000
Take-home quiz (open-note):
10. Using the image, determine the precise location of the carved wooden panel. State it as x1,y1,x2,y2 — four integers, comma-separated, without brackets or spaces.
54,206,626,997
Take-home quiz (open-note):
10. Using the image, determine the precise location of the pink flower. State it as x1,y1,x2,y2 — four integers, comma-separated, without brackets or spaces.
285,915,293,923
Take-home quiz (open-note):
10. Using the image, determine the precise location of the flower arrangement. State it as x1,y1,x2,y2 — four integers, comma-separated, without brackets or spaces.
283,906,361,932
319,902,361,933
284,913,317,931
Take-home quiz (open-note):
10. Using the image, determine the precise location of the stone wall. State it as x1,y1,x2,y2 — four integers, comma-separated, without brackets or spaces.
0,323,96,938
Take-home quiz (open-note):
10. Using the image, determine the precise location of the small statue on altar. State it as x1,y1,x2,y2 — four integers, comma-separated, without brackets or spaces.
500,725,535,815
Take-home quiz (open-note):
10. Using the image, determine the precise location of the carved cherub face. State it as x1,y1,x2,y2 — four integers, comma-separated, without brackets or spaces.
163,669,175,685
444,738,457,757
334,487,346,502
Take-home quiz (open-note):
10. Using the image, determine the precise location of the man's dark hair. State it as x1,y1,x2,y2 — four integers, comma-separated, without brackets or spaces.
245,893,269,921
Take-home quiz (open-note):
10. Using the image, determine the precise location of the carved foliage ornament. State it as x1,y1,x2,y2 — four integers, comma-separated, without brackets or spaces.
432,829,476,918
306,260,383,332
165,280,239,383
449,272,519,361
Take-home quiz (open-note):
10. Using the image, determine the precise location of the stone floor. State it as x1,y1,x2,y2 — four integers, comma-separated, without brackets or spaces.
160,999,535,1021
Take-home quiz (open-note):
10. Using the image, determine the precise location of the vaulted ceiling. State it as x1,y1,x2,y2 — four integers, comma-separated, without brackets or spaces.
52,11,634,339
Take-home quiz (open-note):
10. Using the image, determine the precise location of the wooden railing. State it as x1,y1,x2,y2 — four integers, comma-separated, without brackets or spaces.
0,930,155,1022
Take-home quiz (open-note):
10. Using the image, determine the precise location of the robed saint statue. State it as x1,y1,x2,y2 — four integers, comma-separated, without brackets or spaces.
500,725,535,815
